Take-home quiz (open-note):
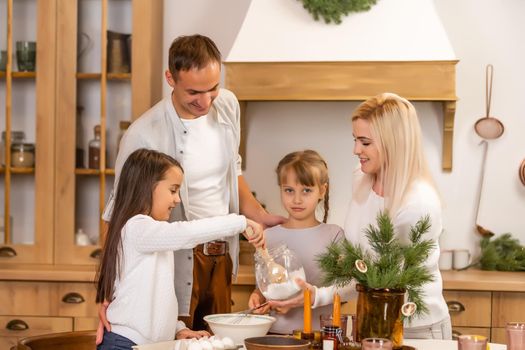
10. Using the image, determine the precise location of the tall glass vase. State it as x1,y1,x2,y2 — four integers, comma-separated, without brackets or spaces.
355,284,405,349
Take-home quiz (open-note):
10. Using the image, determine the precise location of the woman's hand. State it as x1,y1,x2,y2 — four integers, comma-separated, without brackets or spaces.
248,289,271,314
176,328,210,339
95,300,111,345
269,278,314,314
243,219,265,248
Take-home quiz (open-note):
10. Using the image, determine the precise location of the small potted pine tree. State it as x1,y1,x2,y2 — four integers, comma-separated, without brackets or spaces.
318,212,435,348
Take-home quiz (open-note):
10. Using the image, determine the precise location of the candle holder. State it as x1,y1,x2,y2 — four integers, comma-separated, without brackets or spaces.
293,330,322,349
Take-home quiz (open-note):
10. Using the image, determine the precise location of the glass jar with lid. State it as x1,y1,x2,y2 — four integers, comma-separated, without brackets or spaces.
11,142,35,168
1,131,25,166
254,242,305,300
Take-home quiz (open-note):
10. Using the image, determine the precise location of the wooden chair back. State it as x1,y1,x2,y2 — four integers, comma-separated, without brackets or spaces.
15,330,96,350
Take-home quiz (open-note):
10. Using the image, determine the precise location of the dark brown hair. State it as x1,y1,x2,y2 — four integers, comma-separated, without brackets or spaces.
96,149,183,303
168,34,221,80
276,150,330,223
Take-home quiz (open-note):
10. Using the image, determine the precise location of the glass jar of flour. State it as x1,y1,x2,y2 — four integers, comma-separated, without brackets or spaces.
254,242,305,300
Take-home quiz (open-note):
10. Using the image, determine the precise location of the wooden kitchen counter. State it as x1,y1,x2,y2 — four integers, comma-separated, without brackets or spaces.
2,263,523,292
0,263,256,285
441,269,525,292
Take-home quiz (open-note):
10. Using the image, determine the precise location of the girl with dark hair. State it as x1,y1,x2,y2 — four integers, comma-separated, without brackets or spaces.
96,148,264,349
247,150,344,334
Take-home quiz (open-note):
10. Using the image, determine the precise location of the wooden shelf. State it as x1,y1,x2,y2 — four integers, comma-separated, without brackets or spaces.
74,168,115,176
10,167,35,174
0,71,37,79
76,72,131,80
0,166,36,174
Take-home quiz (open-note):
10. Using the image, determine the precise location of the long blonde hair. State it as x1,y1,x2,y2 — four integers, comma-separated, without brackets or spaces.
276,150,330,223
351,93,435,216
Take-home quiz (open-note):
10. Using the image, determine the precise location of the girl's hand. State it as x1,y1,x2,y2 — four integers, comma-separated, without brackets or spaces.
249,289,270,314
244,219,265,248
95,300,111,345
176,328,210,339
269,278,315,314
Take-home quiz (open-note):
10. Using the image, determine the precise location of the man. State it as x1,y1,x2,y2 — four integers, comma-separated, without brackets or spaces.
99,34,284,334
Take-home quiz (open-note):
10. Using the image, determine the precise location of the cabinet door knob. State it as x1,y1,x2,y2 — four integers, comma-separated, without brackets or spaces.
6,319,29,331
90,248,102,259
62,292,85,304
447,300,466,313
0,246,17,258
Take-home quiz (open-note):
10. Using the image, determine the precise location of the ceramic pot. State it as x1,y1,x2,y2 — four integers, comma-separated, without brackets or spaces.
355,284,405,349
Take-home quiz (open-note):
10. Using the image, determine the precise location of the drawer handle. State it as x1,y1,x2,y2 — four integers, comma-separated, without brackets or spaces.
6,319,29,331
90,248,102,259
447,300,466,313
0,246,17,258
62,292,85,304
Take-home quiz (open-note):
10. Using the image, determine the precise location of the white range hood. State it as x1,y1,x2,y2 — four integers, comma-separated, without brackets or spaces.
226,0,455,62
224,0,458,170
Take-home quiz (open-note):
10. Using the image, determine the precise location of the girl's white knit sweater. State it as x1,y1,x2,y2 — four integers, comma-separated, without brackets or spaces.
107,213,246,345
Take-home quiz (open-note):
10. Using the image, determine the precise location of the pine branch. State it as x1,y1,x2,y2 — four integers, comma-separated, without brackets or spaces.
480,233,525,271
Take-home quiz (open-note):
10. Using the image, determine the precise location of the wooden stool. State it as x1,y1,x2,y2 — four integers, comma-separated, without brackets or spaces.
15,330,96,350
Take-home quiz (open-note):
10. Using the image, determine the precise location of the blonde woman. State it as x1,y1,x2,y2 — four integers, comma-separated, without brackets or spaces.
345,93,451,339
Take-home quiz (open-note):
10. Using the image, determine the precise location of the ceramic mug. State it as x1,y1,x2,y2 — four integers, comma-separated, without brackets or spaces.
453,249,471,270
439,250,453,270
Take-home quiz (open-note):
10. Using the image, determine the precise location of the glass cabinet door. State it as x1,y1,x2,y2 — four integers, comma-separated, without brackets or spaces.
54,0,162,265
0,0,56,264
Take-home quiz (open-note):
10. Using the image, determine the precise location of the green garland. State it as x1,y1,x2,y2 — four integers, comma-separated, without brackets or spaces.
299,0,378,24
479,233,525,271
317,212,434,319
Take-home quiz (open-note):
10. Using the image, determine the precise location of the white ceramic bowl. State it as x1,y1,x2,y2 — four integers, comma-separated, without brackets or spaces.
203,314,276,345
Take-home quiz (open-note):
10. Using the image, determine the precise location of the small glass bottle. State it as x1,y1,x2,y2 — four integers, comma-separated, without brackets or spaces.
88,125,101,169
76,106,85,168
116,120,131,155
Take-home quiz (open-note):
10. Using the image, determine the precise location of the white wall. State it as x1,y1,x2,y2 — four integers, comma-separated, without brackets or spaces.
163,0,525,256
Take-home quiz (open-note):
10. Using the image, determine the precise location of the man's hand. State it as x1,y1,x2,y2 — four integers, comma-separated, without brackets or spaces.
176,328,210,339
268,279,314,314
243,220,265,248
95,300,111,345
259,212,286,229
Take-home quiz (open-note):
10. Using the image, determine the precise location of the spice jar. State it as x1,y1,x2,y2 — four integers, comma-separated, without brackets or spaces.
322,326,342,350
11,142,35,168
1,131,25,166
254,242,305,301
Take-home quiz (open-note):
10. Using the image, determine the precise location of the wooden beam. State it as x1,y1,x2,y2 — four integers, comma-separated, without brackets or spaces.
225,60,458,171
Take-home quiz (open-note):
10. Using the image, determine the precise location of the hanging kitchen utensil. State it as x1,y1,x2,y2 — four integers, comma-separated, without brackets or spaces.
474,140,494,237
474,64,504,139
519,159,525,187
